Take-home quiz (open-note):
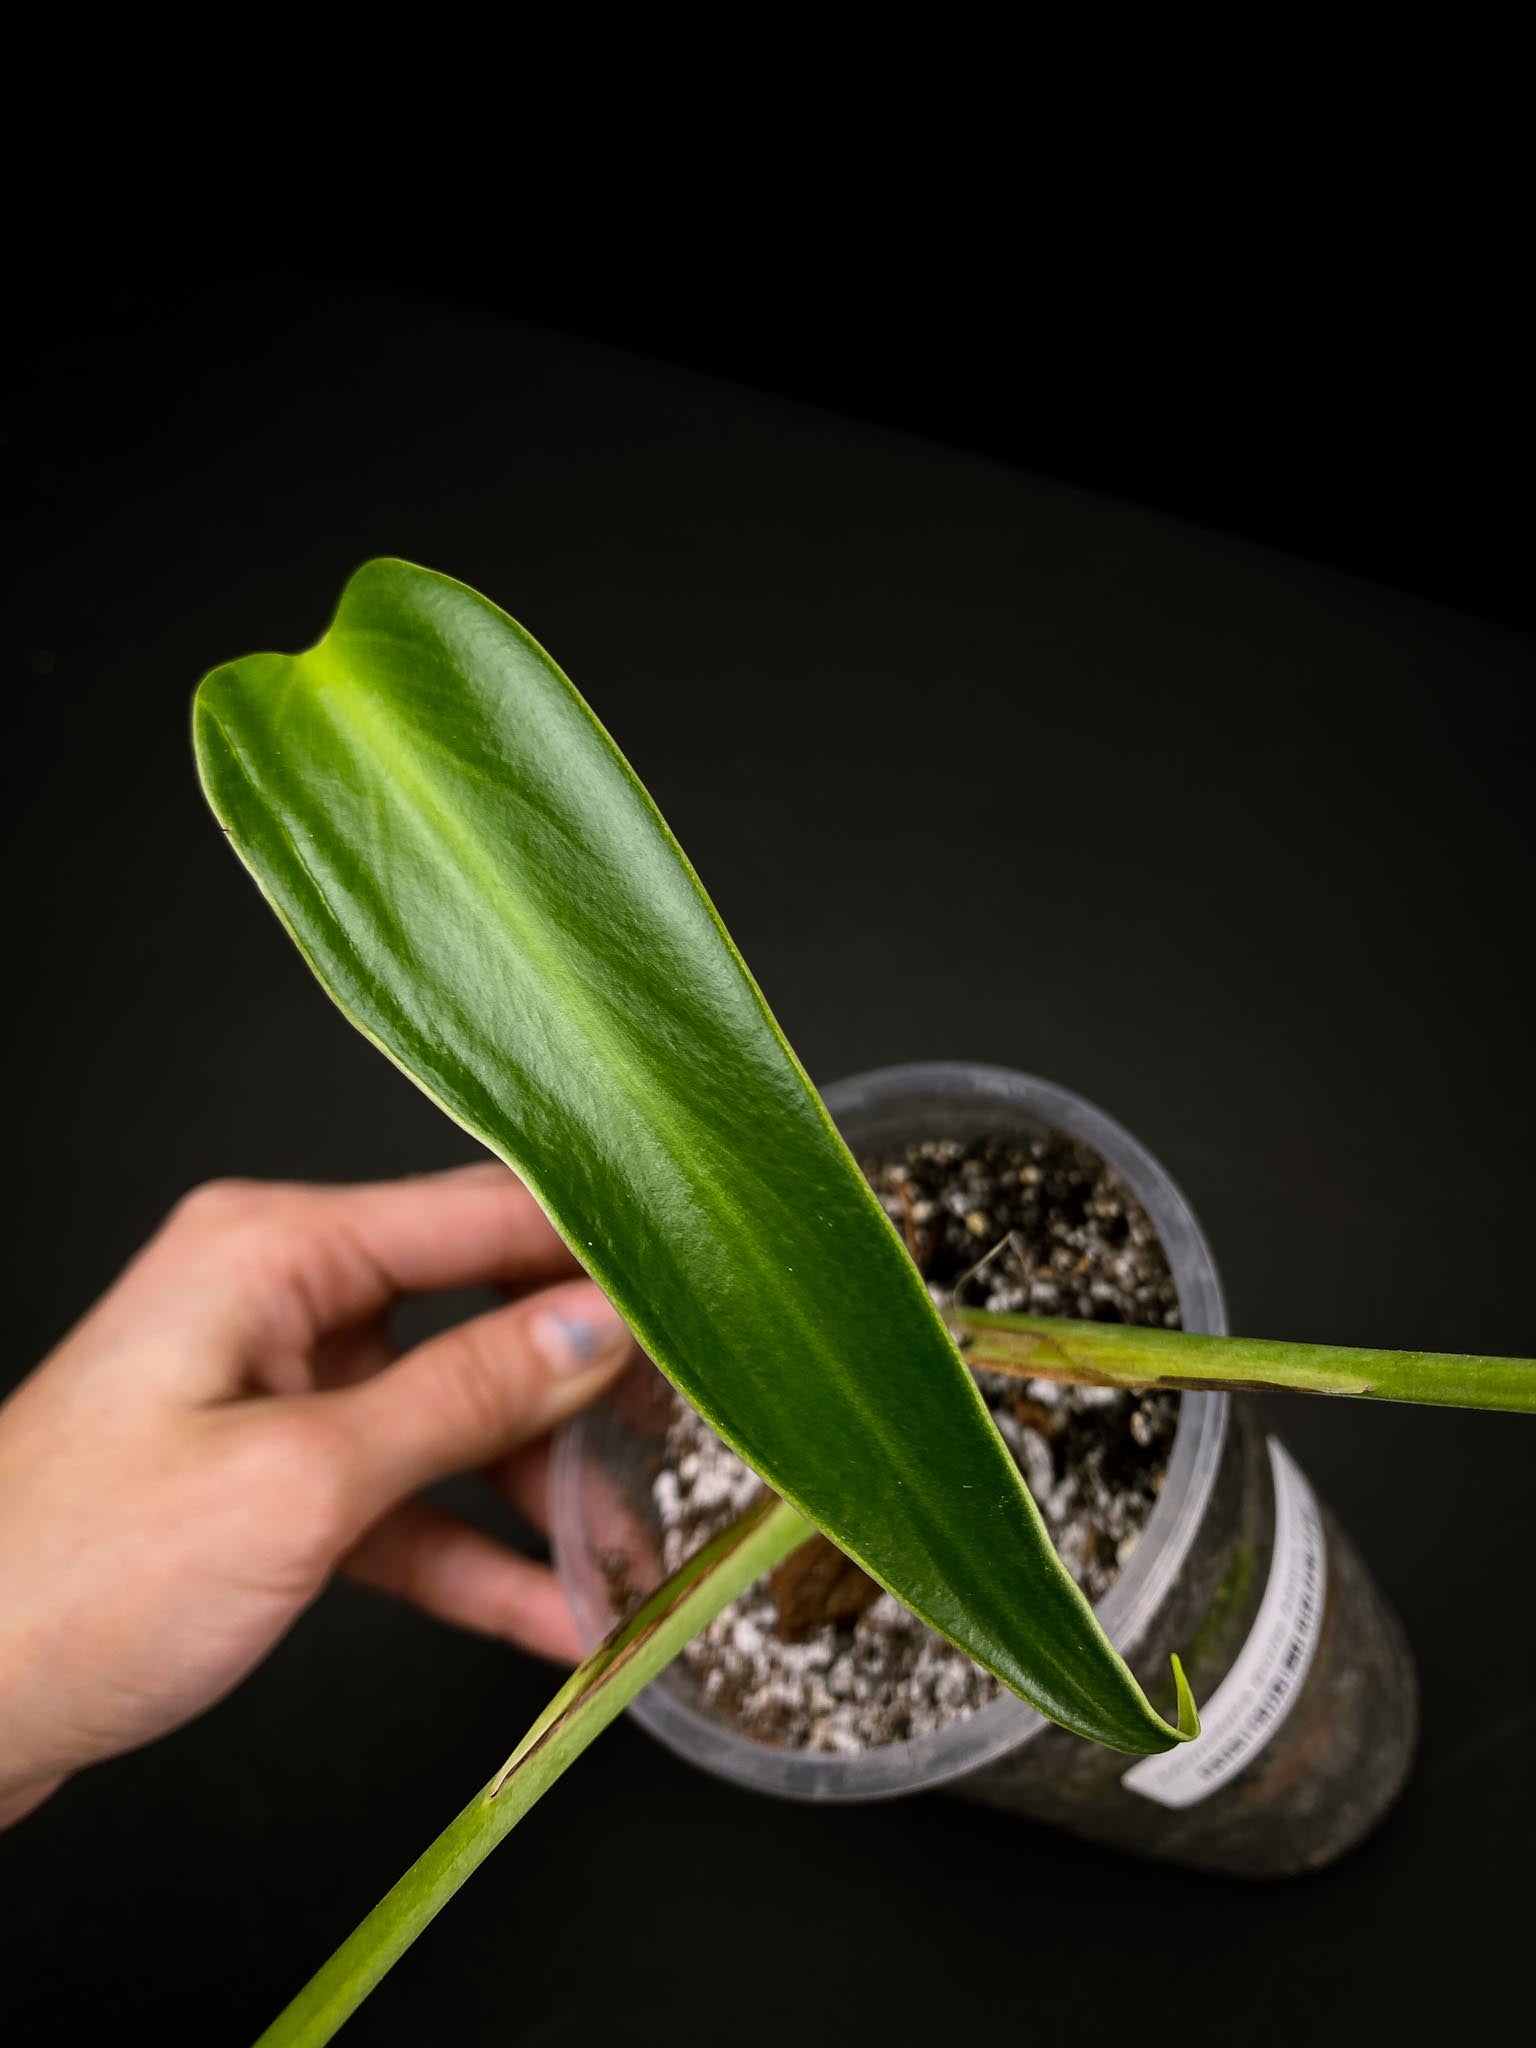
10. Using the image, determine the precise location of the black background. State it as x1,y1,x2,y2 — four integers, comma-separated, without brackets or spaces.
3,272,1532,2045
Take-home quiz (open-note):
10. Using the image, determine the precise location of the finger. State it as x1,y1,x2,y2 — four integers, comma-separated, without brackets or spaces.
343,1498,583,1662
326,1279,634,1523
298,1162,581,1306
487,1439,555,1531
139,1162,581,1356
308,1311,396,1394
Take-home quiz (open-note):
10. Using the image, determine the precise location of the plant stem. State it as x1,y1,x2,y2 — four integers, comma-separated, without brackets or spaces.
256,1493,811,2048
949,1311,1536,1415
256,1317,1529,2044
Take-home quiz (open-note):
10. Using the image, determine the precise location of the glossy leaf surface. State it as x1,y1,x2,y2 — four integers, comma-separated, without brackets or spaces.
195,558,1193,1753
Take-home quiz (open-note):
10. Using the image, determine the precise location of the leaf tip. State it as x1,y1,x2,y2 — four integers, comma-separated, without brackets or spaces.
1170,1653,1200,1742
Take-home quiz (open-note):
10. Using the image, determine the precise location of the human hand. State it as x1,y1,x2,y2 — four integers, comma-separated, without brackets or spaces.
0,1163,636,1829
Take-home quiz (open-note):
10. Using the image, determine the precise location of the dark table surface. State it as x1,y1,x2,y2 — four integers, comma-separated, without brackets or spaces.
4,281,1532,2046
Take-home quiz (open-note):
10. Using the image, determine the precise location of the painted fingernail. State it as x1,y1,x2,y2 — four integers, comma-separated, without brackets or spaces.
530,1290,630,1376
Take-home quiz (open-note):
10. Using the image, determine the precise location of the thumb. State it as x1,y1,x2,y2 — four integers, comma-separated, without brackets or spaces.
327,1279,635,1526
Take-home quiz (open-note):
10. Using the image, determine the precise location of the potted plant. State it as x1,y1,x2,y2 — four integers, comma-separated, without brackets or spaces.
550,1060,1416,1877
194,560,1531,2046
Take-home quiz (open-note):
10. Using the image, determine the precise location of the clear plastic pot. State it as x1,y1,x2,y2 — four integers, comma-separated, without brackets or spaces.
550,1063,1418,1875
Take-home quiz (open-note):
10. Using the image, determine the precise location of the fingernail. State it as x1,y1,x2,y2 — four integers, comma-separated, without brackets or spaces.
530,1289,630,1376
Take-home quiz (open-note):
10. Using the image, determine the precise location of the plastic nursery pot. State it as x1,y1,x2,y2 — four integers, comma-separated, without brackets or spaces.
551,1063,1418,1877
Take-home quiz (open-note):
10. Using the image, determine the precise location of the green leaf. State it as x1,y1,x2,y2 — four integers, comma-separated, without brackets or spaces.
950,1311,1536,1414
257,1494,812,2048
194,557,1189,1754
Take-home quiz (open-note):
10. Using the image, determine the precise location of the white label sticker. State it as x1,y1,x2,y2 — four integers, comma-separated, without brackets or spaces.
1122,1437,1326,1810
